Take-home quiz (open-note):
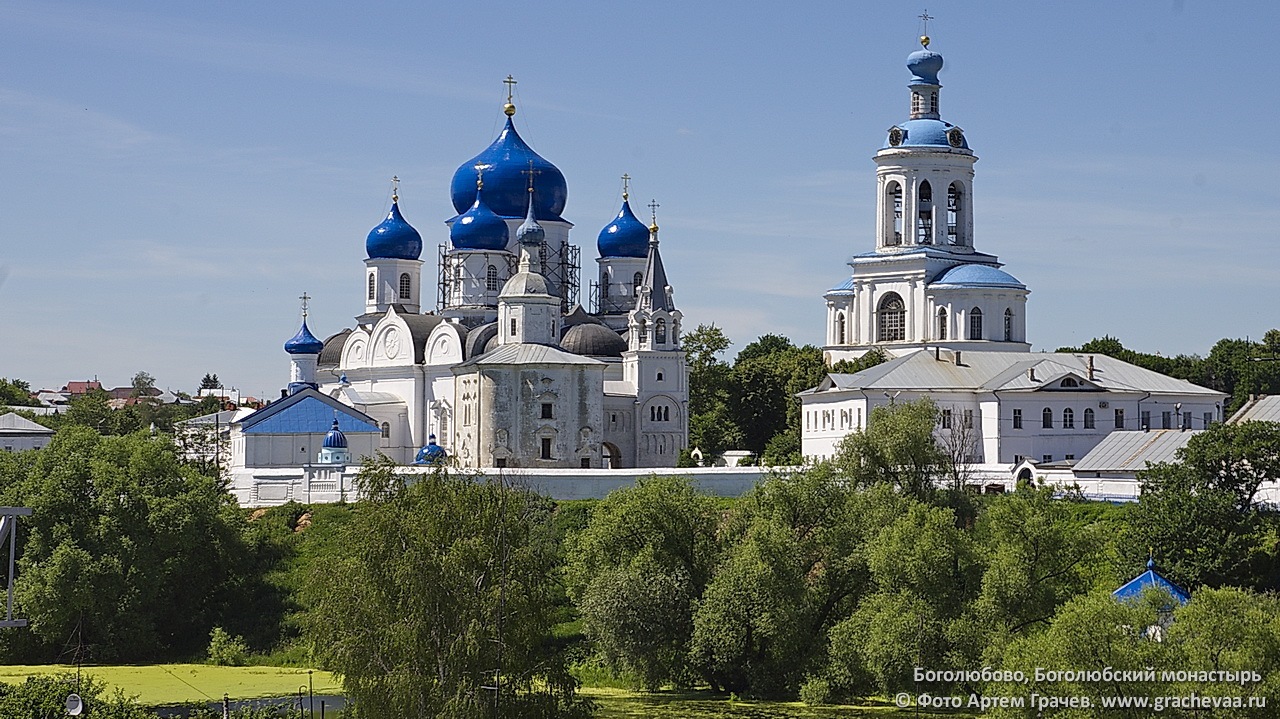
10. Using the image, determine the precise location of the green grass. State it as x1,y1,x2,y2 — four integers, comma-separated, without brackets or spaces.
0,664,340,705
583,687,974,718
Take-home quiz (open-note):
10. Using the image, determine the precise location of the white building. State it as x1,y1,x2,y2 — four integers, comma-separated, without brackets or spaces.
801,38,1227,465
0,412,54,452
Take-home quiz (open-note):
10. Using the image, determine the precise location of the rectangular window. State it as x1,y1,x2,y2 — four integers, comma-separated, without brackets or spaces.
580,457,591,468
1203,412,1213,428
941,408,952,429
1014,454,1024,463
962,409,973,429
495,458,507,468
1161,411,1171,430
510,318,517,336
1042,454,1053,463
1115,408,1125,429
541,437,552,460
1013,408,1022,429
541,403,553,419
1182,411,1191,430
1141,411,1150,430
1065,454,1075,461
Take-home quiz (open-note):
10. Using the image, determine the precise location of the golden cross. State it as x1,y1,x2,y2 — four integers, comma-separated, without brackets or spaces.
522,159,541,193
647,198,660,225
621,173,631,201
503,75,517,104
391,175,399,203
919,9,933,31
299,292,311,319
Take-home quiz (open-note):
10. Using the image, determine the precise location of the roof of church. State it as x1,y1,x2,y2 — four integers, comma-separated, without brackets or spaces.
450,116,568,221
1112,559,1190,606
931,263,1025,289
641,236,674,311
884,118,969,150
366,199,423,260
562,323,628,357
598,199,650,258
450,185,510,251
238,387,379,435
284,319,325,355
452,342,606,369
0,412,54,435
465,322,499,359
318,329,352,368
1073,429,1202,473
801,350,1226,398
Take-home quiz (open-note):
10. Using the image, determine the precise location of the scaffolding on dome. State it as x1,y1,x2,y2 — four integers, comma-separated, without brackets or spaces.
437,242,579,315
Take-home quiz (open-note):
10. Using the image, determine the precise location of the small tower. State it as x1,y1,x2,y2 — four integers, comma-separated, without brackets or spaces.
497,189,561,346
284,293,324,395
593,174,650,329
363,177,424,321
316,418,351,465
623,202,688,467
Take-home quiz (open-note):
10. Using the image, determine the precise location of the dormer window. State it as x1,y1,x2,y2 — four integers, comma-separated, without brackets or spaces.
1060,377,1079,388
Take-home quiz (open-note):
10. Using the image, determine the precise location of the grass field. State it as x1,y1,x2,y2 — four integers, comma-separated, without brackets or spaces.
583,687,967,717
0,664,341,705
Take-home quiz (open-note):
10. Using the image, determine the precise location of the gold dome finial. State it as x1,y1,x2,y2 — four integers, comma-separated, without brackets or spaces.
474,164,486,191
920,35,930,48
647,198,660,234
621,173,631,201
503,75,517,117
918,10,933,48
391,175,400,204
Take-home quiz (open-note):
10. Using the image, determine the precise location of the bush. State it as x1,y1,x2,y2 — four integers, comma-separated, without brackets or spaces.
208,627,249,666
799,676,833,706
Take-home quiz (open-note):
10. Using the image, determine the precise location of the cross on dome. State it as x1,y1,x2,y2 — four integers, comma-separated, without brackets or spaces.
503,75,517,116
298,292,311,320
391,175,399,203
918,10,934,47
621,173,631,201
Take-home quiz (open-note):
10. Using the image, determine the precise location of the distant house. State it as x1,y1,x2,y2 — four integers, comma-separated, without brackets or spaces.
0,413,55,452
62,380,102,396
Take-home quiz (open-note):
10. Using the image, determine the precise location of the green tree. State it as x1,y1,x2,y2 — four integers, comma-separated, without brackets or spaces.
729,341,826,454
832,398,948,501
199,373,222,390
0,673,155,719
131,371,156,396
305,458,592,718
683,324,742,458
0,377,38,407
1127,421,1280,590
0,426,250,662
566,475,720,689
829,348,889,375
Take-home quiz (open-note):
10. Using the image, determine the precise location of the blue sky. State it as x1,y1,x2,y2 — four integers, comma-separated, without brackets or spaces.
2,0,1277,398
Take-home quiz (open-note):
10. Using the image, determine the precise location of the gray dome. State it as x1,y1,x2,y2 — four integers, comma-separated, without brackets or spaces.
466,322,498,358
561,323,628,357
499,270,551,298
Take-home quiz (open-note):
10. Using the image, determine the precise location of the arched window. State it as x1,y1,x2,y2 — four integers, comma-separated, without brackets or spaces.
655,318,667,344
968,307,983,340
1042,407,1053,429
633,271,643,297
368,273,376,301
877,293,906,342
601,275,610,298
486,265,499,292
917,180,933,244
936,308,948,340
650,406,656,421
638,319,647,345
1061,377,1079,388
836,314,846,344
380,422,390,439
947,183,962,245
1084,408,1095,429
929,91,938,115
663,406,670,421
887,181,903,245
656,371,664,381
1063,408,1075,429
399,273,411,300
1004,308,1014,342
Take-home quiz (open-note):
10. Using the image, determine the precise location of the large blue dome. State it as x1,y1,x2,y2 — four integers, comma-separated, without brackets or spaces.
597,199,649,258
284,319,325,355
931,264,1025,289
366,201,423,260
907,49,944,85
450,117,568,220
883,119,969,150
450,188,510,251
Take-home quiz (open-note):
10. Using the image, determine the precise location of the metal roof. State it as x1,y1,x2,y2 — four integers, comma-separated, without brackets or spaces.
238,388,379,435
1073,430,1200,473
1112,561,1190,606
1229,395,1280,424
801,350,1225,398
0,412,54,435
452,342,606,369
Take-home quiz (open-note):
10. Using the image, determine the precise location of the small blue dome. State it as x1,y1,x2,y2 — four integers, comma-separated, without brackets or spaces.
517,192,545,245
450,117,568,220
907,49,944,85
931,264,1025,289
284,319,325,355
451,188,510,251
883,119,969,150
322,419,348,448
366,201,423,260
597,199,650,258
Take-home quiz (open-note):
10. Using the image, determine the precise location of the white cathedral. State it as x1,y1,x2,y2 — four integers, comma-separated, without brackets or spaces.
226,90,689,493
800,38,1226,467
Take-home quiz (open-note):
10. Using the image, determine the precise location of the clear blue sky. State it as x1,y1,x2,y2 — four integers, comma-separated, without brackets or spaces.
2,0,1277,398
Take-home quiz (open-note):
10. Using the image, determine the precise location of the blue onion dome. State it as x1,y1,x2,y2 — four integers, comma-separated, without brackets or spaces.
516,191,545,245
322,419,348,448
284,319,325,355
450,182,510,251
366,200,423,260
597,199,649,258
450,117,568,220
907,49,944,85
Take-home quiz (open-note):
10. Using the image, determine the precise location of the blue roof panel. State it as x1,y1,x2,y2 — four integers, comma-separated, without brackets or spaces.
1112,565,1191,606
240,389,379,435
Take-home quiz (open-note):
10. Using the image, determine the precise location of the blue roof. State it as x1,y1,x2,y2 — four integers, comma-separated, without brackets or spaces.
597,199,650,258
284,319,325,355
322,419,348,448
450,186,510,251
907,49,944,85
366,200,423,260
884,119,969,150
240,388,379,435
930,263,1025,289
450,117,568,221
826,277,855,295
1112,559,1191,606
